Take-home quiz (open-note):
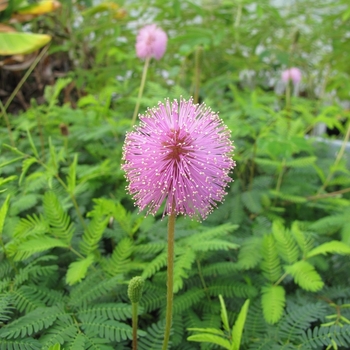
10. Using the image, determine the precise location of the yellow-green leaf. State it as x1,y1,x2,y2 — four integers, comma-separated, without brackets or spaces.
0,32,51,55
66,254,95,285
285,260,324,292
261,285,285,324
306,241,350,259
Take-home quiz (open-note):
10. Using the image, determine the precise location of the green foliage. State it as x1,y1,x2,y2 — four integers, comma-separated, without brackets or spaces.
261,285,286,325
188,296,250,350
0,0,350,348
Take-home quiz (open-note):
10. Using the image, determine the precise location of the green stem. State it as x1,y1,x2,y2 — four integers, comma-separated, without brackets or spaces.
196,259,210,301
132,302,139,350
307,187,350,201
162,212,176,350
0,100,15,147
194,46,201,104
131,57,151,126
4,45,49,113
274,272,288,286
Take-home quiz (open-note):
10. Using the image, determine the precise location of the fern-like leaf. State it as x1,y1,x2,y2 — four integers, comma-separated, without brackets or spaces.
299,325,350,349
0,305,63,339
12,285,46,313
278,302,328,342
69,275,123,308
272,221,299,264
173,248,196,293
103,237,133,276
141,251,167,279
43,191,75,244
261,284,285,324
39,319,77,348
284,260,324,292
0,338,42,349
80,216,109,256
0,293,14,322
79,315,135,342
237,236,263,269
260,234,282,283
172,288,206,315
138,320,167,350
78,303,133,322
8,237,68,261
66,254,95,285
306,240,350,259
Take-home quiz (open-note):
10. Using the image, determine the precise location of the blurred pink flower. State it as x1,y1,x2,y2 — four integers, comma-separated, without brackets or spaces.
281,67,302,84
136,24,168,60
122,98,235,220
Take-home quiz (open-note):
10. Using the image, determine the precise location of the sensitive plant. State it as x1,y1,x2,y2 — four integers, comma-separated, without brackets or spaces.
123,97,235,348
132,24,168,125
135,24,168,60
1,0,350,349
123,97,235,219
281,67,302,85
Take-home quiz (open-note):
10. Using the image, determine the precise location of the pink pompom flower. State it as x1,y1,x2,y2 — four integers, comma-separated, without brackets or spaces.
281,67,302,84
122,98,235,220
135,24,168,60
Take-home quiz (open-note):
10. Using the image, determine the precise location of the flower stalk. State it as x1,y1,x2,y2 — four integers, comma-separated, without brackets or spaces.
162,212,176,350
131,56,150,126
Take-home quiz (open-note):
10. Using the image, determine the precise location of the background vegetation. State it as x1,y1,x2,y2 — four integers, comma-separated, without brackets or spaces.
1,0,350,349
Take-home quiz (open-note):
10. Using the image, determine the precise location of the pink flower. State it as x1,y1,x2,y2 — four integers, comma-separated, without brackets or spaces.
135,24,168,60
122,98,235,220
281,67,302,84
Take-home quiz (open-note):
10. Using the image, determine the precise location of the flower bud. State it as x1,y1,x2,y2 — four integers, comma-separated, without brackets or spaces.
128,276,144,304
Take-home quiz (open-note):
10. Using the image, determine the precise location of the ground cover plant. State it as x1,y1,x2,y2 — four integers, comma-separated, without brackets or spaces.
1,0,350,349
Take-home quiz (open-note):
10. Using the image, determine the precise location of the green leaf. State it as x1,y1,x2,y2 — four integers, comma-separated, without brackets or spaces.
10,237,68,261
0,195,10,237
218,295,230,333
231,299,250,350
285,260,324,292
26,129,39,158
187,333,231,349
0,305,62,338
261,234,282,283
272,221,299,264
66,254,95,286
0,32,51,55
261,285,285,324
306,241,350,259
19,157,37,186
187,327,225,336
285,157,317,168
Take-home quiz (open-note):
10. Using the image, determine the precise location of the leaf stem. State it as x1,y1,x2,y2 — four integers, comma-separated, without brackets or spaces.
4,45,50,113
162,212,176,350
131,57,151,126
132,302,139,350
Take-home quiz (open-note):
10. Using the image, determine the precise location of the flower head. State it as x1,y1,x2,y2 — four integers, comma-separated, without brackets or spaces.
122,98,235,220
281,67,302,84
136,24,167,60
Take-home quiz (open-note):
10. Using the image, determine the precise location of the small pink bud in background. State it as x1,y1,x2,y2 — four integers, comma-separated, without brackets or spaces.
135,24,168,60
281,67,302,84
